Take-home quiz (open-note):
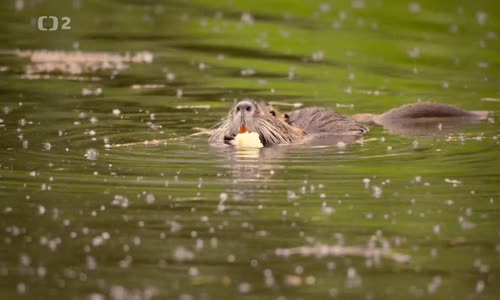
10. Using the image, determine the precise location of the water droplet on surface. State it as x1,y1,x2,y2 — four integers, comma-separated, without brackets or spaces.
238,282,252,293
17,282,27,294
476,280,485,293
85,148,98,161
476,11,488,26
241,12,254,25
372,186,382,198
408,2,421,14
173,247,194,262
145,193,155,204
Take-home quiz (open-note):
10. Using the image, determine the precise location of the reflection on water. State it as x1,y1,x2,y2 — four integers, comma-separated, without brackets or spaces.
1,0,499,299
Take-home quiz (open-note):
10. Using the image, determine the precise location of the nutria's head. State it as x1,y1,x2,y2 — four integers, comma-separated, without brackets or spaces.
209,99,305,146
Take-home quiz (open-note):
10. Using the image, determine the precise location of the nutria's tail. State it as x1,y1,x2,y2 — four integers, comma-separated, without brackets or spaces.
352,102,489,124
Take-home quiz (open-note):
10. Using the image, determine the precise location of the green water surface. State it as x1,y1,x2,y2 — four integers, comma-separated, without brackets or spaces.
1,0,499,299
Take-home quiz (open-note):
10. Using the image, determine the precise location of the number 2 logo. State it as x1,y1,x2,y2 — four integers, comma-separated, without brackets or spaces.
37,16,71,31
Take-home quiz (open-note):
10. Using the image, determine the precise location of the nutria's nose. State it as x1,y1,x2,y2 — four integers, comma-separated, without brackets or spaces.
235,100,255,113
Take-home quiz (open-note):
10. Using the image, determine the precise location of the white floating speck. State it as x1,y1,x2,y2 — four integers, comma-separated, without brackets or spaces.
227,254,235,263
169,221,182,233
408,2,421,14
362,178,370,188
173,246,194,262
285,275,302,286
336,141,346,149
17,282,26,294
476,11,488,26
321,206,335,215
92,236,104,247
238,282,251,293
372,186,382,198
2,106,12,114
85,148,98,161
176,88,183,98
477,61,489,69
15,0,24,11
88,293,105,300
240,68,256,76
319,3,331,13
444,178,461,186
111,195,129,208
86,255,97,270
165,72,176,81
427,275,442,294
82,87,102,96
311,50,325,62
407,47,420,58
346,267,362,288
449,24,459,33
476,280,485,293
352,0,365,9
189,267,199,276
219,193,228,202
145,193,156,204
241,12,254,25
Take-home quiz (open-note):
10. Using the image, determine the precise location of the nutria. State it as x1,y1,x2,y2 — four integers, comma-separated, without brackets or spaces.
209,99,488,146
209,99,305,146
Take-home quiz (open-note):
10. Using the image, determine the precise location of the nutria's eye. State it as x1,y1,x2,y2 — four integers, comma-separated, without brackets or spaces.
246,106,251,112
236,107,240,112
270,111,276,117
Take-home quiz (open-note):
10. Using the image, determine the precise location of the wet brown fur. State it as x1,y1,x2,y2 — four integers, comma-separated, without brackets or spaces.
285,107,368,135
210,100,488,146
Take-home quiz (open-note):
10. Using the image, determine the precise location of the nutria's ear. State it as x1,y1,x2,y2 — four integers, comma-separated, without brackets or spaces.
270,110,276,117
284,113,290,123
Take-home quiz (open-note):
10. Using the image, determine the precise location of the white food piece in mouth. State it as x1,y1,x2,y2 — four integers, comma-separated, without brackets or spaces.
232,132,263,148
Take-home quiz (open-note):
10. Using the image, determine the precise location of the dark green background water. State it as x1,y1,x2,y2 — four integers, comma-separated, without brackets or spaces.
1,0,499,299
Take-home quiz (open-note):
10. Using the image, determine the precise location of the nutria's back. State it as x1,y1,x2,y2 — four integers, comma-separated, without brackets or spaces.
285,107,368,135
